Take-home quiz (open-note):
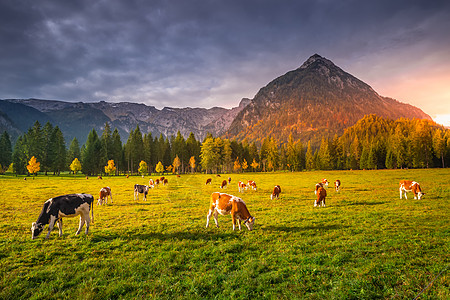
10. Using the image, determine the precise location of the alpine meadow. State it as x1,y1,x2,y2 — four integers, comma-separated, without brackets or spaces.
0,169,449,299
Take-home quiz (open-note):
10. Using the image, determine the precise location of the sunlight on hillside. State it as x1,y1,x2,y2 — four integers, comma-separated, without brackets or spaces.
433,114,450,127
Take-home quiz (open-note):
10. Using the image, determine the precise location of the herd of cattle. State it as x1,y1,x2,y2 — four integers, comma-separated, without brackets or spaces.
30,176,425,239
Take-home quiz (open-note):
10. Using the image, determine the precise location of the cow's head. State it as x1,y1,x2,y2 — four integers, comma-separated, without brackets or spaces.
417,192,425,199
31,222,44,239
243,216,255,231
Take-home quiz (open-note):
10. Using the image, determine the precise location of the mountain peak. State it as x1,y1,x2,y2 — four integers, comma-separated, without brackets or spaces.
299,54,334,70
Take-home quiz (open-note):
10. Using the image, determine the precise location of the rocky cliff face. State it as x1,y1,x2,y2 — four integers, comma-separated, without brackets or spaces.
1,98,250,143
226,54,431,145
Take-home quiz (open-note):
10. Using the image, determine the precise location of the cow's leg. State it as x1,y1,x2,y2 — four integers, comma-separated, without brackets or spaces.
45,215,57,239
57,218,63,237
399,187,403,199
206,209,213,228
322,198,326,207
84,214,90,235
76,216,85,235
110,192,112,203
213,210,219,228
231,215,236,230
314,200,318,207
237,218,242,230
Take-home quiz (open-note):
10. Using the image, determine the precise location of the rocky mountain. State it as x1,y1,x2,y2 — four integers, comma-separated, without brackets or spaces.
0,98,250,143
225,54,431,145
1,54,432,146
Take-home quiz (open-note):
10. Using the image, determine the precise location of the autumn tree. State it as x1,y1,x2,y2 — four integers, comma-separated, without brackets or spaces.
233,157,241,173
189,156,196,173
138,160,148,176
242,159,248,172
250,158,259,171
104,159,116,176
172,155,181,174
70,158,82,176
155,161,164,174
27,156,40,176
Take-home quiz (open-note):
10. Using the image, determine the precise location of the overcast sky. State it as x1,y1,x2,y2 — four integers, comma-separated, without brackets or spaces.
1,0,450,125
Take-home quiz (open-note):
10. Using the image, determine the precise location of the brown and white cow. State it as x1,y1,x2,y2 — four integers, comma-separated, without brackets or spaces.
247,180,257,191
97,186,112,205
399,180,425,200
220,180,227,189
334,180,341,192
228,177,231,184
31,194,94,239
163,178,168,186
148,179,155,187
314,178,329,195
155,178,160,185
271,185,281,200
206,192,255,231
206,178,212,185
314,187,327,207
238,181,247,192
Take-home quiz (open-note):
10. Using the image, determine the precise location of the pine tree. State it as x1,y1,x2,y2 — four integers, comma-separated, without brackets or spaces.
305,141,314,171
0,131,12,173
12,135,28,175
67,138,81,170
222,139,233,173
42,122,53,174
111,129,123,175
101,122,113,168
82,129,102,175
432,128,446,168
49,126,66,175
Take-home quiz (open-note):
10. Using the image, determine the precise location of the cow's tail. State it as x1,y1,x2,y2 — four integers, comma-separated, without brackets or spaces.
91,195,94,224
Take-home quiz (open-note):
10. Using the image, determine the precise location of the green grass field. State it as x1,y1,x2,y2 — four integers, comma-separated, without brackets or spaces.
0,169,449,299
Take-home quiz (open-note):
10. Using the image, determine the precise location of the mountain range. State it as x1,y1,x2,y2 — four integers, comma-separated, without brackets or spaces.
0,54,431,145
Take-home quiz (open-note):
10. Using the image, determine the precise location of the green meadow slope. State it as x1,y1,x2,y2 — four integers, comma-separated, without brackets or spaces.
0,169,448,299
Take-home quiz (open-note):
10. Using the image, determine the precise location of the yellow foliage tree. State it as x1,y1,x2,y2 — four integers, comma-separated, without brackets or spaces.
155,161,164,174
242,159,248,172
172,155,181,174
166,165,173,173
250,159,259,171
27,156,40,175
104,159,116,176
189,156,196,173
70,158,82,176
233,157,241,173
138,160,148,176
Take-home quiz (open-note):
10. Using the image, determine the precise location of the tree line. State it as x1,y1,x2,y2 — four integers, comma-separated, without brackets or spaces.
0,114,449,176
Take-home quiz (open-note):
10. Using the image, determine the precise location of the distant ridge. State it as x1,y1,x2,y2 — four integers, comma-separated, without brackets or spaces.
0,54,431,144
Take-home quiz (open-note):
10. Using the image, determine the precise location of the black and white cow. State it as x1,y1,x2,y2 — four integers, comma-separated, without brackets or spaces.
31,194,94,240
134,184,150,201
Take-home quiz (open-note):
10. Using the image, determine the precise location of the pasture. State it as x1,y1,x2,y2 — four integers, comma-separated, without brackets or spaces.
0,169,449,299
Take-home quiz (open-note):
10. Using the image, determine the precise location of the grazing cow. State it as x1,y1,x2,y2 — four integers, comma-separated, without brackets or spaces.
228,177,231,184
97,187,112,205
31,194,94,239
160,177,165,182
247,180,257,191
126,174,129,178
148,179,154,187
177,175,181,178
238,181,247,192
271,185,281,200
155,179,160,185
399,180,425,200
220,180,227,189
98,175,102,180
334,180,341,192
314,179,329,195
134,184,150,201
206,192,255,231
216,174,221,177
163,178,168,186
206,178,212,185
314,187,327,207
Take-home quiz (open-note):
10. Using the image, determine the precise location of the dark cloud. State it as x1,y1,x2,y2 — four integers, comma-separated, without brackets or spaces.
1,0,449,113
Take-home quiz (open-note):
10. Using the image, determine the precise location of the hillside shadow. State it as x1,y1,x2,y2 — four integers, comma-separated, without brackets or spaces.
90,230,241,243
263,224,349,232
339,201,385,206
